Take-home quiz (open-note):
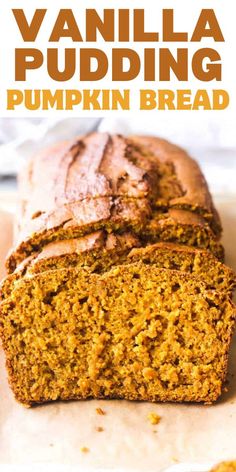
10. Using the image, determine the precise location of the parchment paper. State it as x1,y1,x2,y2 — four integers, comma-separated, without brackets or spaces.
0,196,236,472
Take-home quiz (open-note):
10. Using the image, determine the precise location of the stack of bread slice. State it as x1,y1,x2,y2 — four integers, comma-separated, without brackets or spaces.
0,133,235,406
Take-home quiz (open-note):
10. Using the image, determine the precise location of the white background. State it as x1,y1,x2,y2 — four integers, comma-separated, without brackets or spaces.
0,0,235,117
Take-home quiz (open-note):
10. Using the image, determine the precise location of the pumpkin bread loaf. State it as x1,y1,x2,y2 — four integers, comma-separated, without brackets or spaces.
0,133,235,406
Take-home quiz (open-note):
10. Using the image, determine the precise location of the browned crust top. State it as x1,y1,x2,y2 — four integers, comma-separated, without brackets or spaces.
8,132,222,272
18,132,220,226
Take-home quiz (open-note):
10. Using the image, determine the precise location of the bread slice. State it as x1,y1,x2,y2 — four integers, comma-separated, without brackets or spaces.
7,203,223,272
2,236,234,301
0,263,235,406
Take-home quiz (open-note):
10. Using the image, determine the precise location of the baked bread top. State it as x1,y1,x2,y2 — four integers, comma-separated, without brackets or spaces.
19,133,220,228
6,133,222,271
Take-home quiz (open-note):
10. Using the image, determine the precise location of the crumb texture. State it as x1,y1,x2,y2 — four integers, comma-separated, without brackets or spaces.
1,265,235,405
147,412,161,425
